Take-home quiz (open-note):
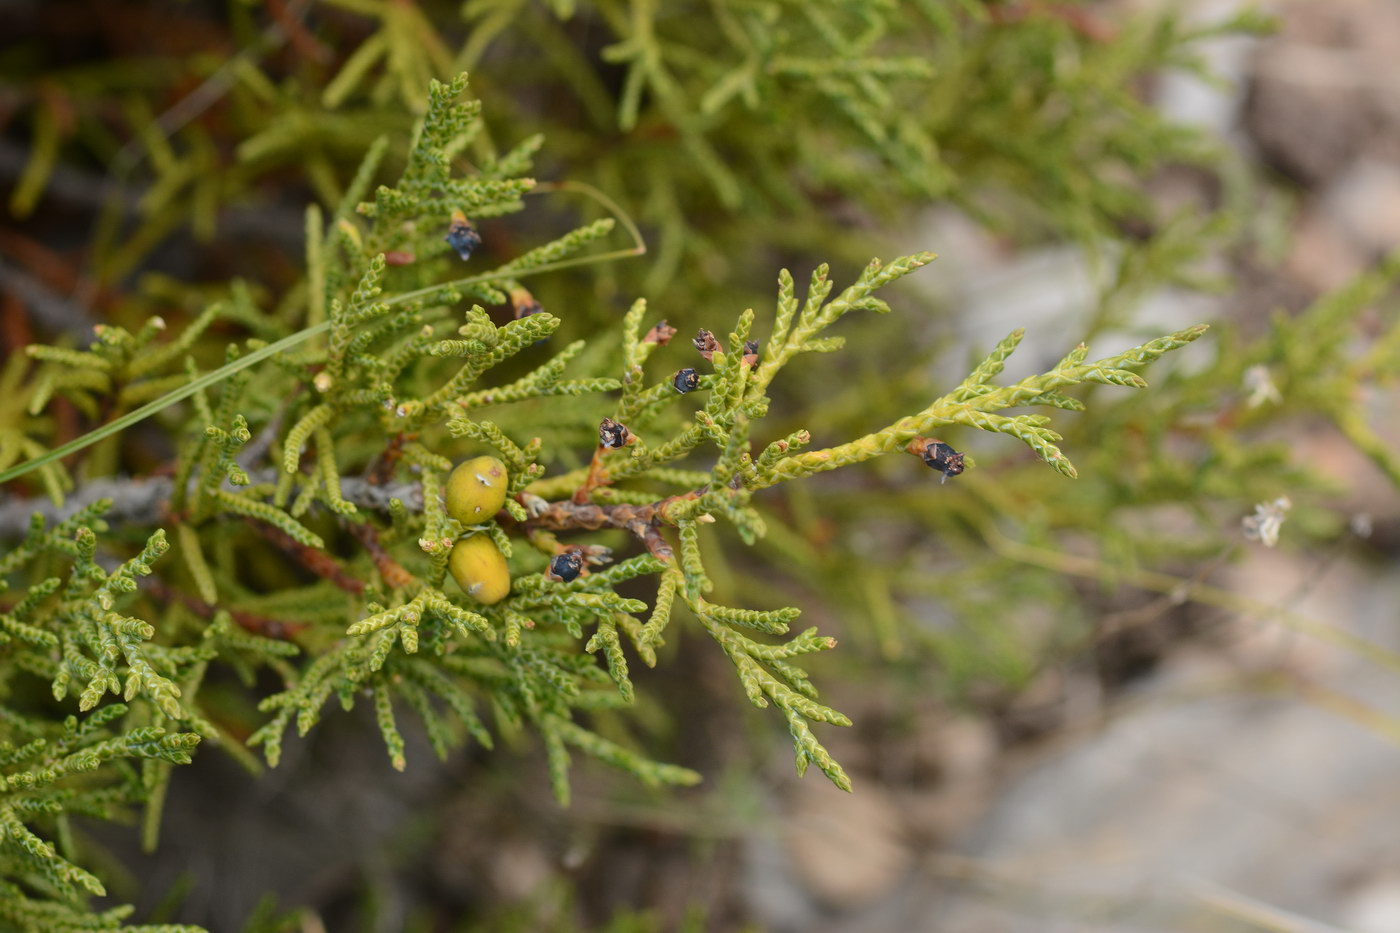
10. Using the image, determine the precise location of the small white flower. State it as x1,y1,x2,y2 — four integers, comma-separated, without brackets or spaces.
1243,364,1282,408
1242,496,1292,547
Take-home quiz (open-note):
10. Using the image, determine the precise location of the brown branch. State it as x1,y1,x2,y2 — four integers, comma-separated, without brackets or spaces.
573,419,640,504
573,445,610,504
145,577,306,641
2,289,34,358
364,431,413,486
343,519,416,589
520,492,701,561
264,0,331,62
245,520,365,596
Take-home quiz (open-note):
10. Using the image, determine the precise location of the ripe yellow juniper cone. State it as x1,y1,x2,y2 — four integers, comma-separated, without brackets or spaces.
445,456,509,523
449,534,511,604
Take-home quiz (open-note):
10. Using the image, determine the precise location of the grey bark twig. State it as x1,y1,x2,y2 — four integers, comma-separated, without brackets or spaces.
0,471,424,537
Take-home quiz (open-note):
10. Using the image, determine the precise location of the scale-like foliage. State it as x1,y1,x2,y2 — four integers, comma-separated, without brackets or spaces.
0,515,202,931
7,4,1396,925
8,79,1203,817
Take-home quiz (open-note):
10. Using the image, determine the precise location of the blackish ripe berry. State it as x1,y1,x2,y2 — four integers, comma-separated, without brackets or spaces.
920,440,965,481
445,210,481,260
673,368,700,393
547,550,585,583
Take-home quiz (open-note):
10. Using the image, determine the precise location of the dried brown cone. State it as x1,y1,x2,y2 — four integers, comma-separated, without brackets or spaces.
742,339,760,368
643,319,677,345
598,417,632,449
693,329,720,362
509,287,544,319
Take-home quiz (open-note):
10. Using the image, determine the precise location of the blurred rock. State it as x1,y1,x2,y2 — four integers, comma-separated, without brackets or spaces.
1285,206,1370,295
1245,66,1371,188
1324,158,1400,257
783,776,915,911
1282,413,1400,522
1245,0,1400,188
1148,0,1261,138
829,555,1400,933
1344,875,1400,933
895,716,1002,845
919,716,1000,785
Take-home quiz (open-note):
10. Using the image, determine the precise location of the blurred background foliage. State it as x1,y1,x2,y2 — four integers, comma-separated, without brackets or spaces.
4,0,1400,930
